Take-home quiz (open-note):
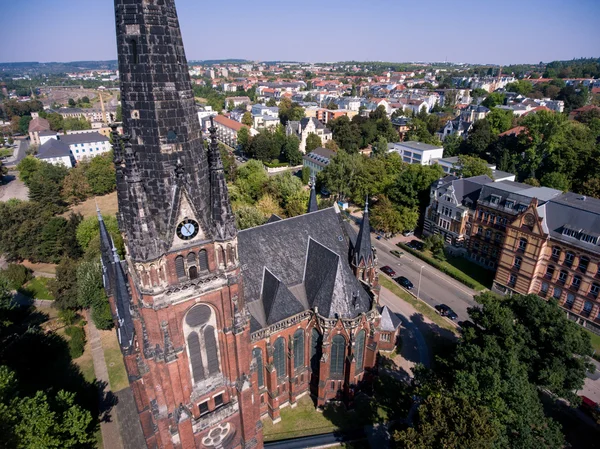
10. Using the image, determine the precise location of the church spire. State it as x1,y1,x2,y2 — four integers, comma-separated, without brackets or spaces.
353,196,373,268
208,118,237,241
308,176,318,213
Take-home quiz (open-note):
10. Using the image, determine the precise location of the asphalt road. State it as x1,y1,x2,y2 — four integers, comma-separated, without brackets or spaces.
349,222,479,323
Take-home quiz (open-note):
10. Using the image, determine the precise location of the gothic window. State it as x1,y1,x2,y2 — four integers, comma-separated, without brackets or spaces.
253,348,264,388
175,255,186,279
219,246,226,266
187,252,198,279
273,337,286,379
187,332,205,381
227,244,236,264
188,252,197,264
310,329,322,373
204,326,220,375
330,335,346,377
150,264,158,286
355,330,366,374
184,305,221,384
293,330,304,369
189,266,198,279
199,249,209,272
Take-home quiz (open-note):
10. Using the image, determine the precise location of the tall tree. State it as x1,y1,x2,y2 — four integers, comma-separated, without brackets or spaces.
456,155,493,178
241,111,253,127
305,133,322,153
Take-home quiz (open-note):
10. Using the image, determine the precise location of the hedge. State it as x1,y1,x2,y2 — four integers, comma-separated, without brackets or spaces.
65,325,86,359
263,160,289,168
396,242,482,291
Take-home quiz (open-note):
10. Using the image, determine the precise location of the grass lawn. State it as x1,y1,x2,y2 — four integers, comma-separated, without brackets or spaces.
74,333,96,384
19,277,53,300
0,148,13,158
262,395,381,442
444,253,495,290
65,191,118,219
100,329,129,391
379,276,458,334
585,329,600,357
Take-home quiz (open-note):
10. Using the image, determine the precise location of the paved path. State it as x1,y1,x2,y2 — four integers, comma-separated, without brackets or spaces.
86,311,125,449
379,286,431,373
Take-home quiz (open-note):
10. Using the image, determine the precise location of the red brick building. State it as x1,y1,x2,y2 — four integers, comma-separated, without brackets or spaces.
102,2,399,448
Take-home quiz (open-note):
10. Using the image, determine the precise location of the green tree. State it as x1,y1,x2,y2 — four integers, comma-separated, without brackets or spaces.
305,133,322,153
76,214,124,259
505,80,533,95
284,190,310,217
68,98,76,107
241,111,253,127
85,154,116,195
218,143,237,182
463,119,494,156
61,166,91,204
471,88,488,99
46,112,64,131
442,133,462,157
301,166,310,184
486,108,514,134
237,126,250,152
0,264,32,290
481,92,505,108
63,117,91,131
265,171,303,208
266,98,277,107
47,258,79,310
234,205,266,230
328,116,360,152
281,134,302,165
28,161,69,212
18,116,32,135
370,195,418,236
456,155,493,178
373,136,388,157
115,105,122,122
540,172,571,192
581,177,600,199
278,97,305,124
394,392,499,449
233,159,268,201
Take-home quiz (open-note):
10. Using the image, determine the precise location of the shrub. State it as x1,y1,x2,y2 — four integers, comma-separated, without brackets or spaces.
0,264,32,289
396,242,480,290
65,325,86,359
59,308,78,326
91,297,114,330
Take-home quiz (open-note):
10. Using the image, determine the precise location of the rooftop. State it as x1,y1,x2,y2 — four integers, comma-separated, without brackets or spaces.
393,141,442,152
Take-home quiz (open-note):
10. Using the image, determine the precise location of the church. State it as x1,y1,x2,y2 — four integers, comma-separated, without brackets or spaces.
100,1,401,448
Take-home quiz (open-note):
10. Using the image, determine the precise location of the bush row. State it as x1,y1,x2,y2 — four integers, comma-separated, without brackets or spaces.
396,242,481,290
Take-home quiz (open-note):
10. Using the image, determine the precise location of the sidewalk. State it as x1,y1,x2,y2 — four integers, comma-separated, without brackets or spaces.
86,311,125,449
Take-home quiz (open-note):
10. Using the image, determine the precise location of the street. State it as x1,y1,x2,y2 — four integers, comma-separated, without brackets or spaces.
350,222,479,322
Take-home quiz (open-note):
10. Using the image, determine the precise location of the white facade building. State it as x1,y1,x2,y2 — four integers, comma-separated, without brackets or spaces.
389,141,444,165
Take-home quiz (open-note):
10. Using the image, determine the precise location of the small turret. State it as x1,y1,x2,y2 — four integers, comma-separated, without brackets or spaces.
308,176,318,213
352,196,376,286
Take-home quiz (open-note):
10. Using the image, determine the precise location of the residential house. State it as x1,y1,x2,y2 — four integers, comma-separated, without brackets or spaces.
467,181,561,270
225,96,251,108
493,192,600,333
388,141,443,165
391,117,410,141
423,175,493,246
437,119,472,141
213,114,251,148
460,105,490,122
433,156,515,182
40,132,111,163
303,147,337,177
28,116,50,145
286,117,332,153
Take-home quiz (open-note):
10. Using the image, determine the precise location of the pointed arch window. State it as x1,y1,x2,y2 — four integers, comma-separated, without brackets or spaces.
175,255,185,279
310,329,322,373
253,348,264,388
293,329,305,369
355,330,366,374
330,335,346,377
199,249,209,272
184,305,221,384
273,337,286,379
187,252,198,279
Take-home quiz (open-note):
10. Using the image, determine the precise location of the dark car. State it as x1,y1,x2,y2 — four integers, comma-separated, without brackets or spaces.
407,239,424,251
380,266,396,277
435,304,458,320
395,276,414,290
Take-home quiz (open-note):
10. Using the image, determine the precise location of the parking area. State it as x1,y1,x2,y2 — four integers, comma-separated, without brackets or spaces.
0,172,29,202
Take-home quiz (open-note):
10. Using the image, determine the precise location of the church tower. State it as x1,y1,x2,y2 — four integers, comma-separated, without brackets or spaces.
111,1,261,447
351,199,378,290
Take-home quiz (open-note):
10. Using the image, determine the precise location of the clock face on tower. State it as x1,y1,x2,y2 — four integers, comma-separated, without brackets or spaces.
176,219,199,240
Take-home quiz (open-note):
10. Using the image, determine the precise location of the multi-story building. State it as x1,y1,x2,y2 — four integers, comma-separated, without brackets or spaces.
302,147,336,177
38,131,111,163
212,115,250,148
423,175,493,246
493,192,600,332
467,181,561,270
388,141,443,165
286,117,332,153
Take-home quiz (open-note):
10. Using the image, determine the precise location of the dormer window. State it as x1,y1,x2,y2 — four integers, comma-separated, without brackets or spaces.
505,200,515,209
490,195,500,205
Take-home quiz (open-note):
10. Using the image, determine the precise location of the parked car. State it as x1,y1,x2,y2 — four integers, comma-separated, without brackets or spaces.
435,304,458,320
402,230,415,237
407,240,424,251
395,276,414,290
580,396,600,418
380,266,396,277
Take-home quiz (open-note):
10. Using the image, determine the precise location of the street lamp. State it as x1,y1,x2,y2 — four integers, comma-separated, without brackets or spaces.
417,265,424,300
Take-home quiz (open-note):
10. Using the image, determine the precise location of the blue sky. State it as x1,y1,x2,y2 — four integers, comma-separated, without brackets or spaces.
1,0,598,64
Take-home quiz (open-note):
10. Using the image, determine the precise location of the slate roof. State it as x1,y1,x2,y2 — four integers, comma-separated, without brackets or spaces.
308,183,318,213
238,207,372,329
300,117,326,130
380,306,401,331
59,132,109,145
37,138,71,159
537,192,600,256
478,181,561,214
435,175,492,209
353,202,373,267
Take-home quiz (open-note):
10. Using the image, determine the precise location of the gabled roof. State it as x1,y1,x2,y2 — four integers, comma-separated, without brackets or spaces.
37,138,71,159
238,207,372,328
59,132,109,145
28,117,50,133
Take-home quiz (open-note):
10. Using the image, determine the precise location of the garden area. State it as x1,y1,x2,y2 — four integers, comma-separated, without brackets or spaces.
19,276,53,300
